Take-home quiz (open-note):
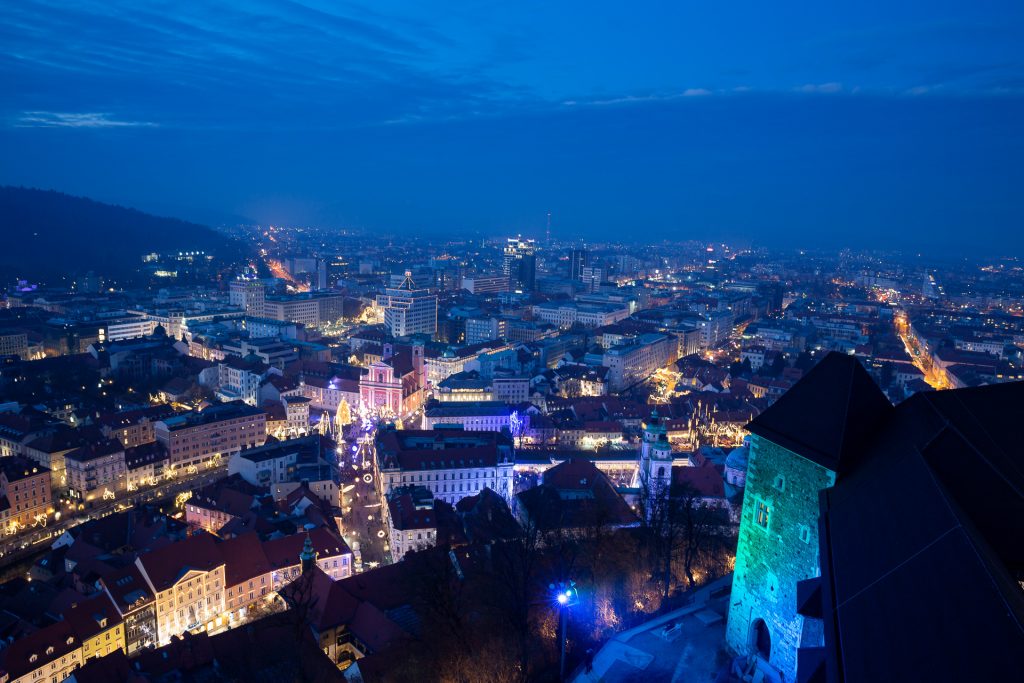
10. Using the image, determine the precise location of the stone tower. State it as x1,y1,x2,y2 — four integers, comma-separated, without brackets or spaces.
726,353,892,682
636,410,674,519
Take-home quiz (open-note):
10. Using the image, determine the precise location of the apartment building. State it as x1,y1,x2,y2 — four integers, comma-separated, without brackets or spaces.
460,274,510,295
98,404,179,448
386,486,436,562
154,402,266,469
135,534,227,646
422,401,514,433
64,438,127,502
602,333,675,391
0,456,52,530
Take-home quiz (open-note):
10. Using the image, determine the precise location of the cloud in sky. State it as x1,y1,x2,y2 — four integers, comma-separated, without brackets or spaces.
795,82,844,94
2,1,1022,132
16,111,158,128
0,2,1023,255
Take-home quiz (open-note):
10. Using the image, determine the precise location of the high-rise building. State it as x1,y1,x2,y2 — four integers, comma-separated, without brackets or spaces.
568,248,589,281
503,237,537,292
581,266,604,293
377,272,438,338
229,279,267,317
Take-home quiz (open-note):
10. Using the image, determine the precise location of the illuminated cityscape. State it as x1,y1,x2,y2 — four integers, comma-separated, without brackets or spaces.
1,2,1023,683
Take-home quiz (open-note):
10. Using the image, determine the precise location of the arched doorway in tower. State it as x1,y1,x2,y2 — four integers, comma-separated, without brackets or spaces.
750,618,771,661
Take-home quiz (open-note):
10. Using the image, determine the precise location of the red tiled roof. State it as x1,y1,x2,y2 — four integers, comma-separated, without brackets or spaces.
137,533,224,592
518,458,638,530
218,532,271,587
63,593,121,642
387,494,435,531
262,527,351,571
672,462,726,499
0,619,77,680
100,565,154,612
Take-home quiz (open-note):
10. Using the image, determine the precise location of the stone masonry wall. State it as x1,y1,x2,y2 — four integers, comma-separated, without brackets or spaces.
725,434,835,683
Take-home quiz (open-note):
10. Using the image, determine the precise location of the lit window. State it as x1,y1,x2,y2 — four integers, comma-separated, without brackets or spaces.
754,500,770,530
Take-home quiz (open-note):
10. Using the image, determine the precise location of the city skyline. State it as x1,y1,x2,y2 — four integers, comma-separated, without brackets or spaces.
1,6,1023,681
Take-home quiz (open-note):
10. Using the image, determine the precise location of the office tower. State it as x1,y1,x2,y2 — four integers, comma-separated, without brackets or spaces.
228,278,267,317
581,265,603,293
377,271,438,337
503,236,537,293
569,247,589,281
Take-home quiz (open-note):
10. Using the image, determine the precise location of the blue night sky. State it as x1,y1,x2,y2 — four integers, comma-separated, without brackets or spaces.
2,1,1023,254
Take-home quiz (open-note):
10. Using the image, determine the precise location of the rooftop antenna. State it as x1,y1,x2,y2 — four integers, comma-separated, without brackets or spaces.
401,269,416,290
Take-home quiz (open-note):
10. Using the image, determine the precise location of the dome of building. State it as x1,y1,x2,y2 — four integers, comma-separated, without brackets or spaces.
726,445,748,471
725,444,749,487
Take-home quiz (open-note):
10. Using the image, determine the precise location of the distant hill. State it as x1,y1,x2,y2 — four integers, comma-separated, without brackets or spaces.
0,186,250,283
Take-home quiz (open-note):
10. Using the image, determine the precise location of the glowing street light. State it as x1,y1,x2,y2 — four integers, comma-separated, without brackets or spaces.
551,581,579,680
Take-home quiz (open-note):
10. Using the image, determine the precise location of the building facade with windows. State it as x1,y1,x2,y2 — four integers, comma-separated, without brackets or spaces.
64,438,127,503
0,456,52,531
385,486,436,562
503,237,537,292
375,427,515,505
229,279,267,317
135,534,227,646
154,402,266,469
377,273,438,338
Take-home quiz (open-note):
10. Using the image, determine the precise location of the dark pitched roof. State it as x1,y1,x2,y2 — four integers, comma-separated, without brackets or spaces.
671,461,726,498
65,437,124,463
100,565,154,612
137,533,224,591
517,458,638,530
813,405,1024,682
0,456,49,482
746,352,892,473
0,619,77,680
262,527,351,571
387,493,435,531
218,532,271,587
455,487,522,544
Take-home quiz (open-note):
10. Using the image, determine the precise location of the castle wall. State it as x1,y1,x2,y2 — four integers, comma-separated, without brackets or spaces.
725,434,835,682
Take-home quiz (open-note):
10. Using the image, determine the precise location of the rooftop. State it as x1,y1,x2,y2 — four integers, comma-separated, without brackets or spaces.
746,352,892,474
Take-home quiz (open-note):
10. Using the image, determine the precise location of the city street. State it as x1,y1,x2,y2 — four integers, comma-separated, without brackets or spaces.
894,309,950,390
338,429,390,569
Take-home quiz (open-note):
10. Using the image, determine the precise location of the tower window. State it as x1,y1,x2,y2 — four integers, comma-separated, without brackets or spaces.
773,474,785,492
799,525,812,544
754,500,770,530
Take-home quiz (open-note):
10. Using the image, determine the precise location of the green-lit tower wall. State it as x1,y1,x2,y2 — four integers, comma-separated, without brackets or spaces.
725,433,836,681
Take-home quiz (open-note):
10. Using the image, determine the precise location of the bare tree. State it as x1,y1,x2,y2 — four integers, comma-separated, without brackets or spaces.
672,482,730,589
638,478,730,597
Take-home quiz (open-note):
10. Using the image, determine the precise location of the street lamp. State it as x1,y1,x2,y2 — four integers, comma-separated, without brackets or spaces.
551,581,579,681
